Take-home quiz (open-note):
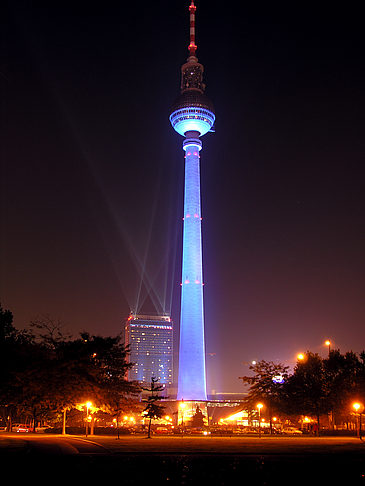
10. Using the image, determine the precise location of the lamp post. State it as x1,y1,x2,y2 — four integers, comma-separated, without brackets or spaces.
325,340,331,357
257,403,263,438
62,408,67,435
85,401,92,437
352,402,364,440
180,401,186,437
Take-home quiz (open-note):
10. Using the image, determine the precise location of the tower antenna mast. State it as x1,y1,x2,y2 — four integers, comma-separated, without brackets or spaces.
188,1,197,58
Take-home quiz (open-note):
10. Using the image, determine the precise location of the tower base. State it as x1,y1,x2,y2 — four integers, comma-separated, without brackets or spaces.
177,401,208,427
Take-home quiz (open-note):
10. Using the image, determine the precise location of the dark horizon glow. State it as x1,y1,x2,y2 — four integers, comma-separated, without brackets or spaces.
1,1,364,394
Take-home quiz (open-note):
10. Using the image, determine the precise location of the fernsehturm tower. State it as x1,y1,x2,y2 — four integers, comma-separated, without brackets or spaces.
170,1,215,401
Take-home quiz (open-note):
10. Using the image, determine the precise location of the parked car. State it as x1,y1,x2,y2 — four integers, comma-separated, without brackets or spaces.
154,426,170,435
35,426,50,433
282,427,303,435
15,424,31,433
242,426,259,434
189,427,211,435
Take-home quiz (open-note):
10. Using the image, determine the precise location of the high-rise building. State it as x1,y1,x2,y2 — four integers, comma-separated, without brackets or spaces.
125,314,173,385
170,1,215,401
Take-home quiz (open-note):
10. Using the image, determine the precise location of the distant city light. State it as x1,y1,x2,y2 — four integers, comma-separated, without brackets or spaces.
272,374,285,384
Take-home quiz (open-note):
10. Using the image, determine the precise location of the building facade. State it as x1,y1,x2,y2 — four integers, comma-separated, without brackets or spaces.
125,314,173,386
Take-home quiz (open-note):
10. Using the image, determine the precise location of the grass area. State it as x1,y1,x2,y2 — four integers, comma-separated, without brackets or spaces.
65,434,365,455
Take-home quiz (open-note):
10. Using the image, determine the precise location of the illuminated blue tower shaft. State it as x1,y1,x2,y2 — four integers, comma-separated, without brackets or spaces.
178,135,206,400
170,1,215,401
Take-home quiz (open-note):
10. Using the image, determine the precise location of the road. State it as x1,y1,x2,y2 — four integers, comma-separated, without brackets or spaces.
1,433,111,455
1,434,365,485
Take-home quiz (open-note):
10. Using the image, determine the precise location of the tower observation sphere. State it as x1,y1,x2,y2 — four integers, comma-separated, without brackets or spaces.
170,1,214,401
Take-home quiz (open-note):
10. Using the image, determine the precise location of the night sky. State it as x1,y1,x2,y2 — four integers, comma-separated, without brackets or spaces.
1,1,364,393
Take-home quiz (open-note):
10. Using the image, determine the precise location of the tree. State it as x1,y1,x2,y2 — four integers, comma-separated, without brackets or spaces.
323,350,360,426
142,377,166,438
80,333,140,438
0,304,38,430
0,303,15,342
0,313,140,432
48,331,140,432
357,352,365,399
30,315,72,346
283,352,330,435
239,360,289,433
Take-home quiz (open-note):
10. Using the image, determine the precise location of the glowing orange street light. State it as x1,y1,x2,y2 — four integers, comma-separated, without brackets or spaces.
352,402,364,440
325,340,331,356
85,401,92,437
297,353,305,361
180,401,186,435
257,403,264,438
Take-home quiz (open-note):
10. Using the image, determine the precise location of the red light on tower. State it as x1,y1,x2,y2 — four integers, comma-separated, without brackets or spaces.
188,1,197,57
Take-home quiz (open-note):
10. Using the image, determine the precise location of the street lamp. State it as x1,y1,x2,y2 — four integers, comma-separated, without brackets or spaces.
180,401,186,437
297,353,305,361
85,401,92,437
257,403,263,438
325,340,331,357
352,402,364,440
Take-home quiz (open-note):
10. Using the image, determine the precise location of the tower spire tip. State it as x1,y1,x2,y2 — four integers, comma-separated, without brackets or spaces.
188,0,197,58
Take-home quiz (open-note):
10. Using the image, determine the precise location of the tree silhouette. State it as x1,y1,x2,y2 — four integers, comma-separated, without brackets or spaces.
142,377,166,438
0,311,139,432
239,360,289,433
283,352,330,434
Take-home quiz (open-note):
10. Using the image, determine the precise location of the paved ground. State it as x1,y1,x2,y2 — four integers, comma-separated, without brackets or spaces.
2,433,365,485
